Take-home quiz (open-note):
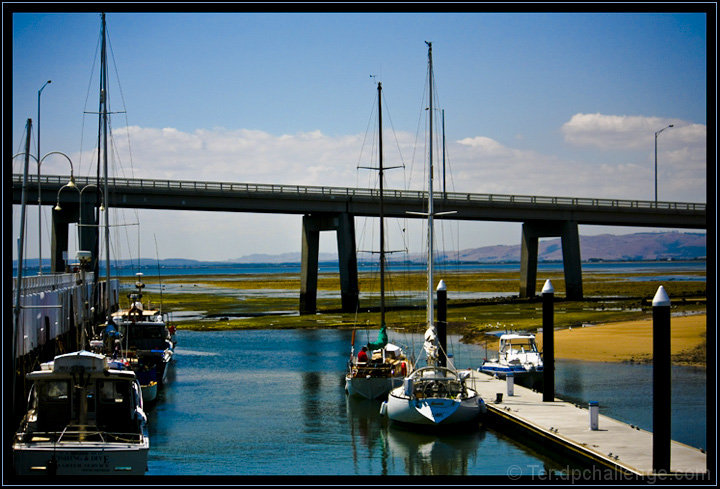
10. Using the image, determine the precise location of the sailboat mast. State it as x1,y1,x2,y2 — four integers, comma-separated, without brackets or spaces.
442,109,446,196
100,12,111,322
426,41,434,329
378,82,386,327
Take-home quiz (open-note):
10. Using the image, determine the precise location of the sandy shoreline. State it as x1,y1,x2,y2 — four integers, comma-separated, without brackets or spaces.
534,314,706,365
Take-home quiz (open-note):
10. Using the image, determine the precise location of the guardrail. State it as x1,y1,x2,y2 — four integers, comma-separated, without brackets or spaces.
12,272,93,294
15,173,706,212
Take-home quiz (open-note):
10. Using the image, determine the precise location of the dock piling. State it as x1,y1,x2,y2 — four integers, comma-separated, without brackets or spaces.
542,279,555,402
652,285,671,473
436,280,447,368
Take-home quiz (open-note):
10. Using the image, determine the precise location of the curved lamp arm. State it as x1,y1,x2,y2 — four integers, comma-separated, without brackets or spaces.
40,151,75,187
14,151,75,187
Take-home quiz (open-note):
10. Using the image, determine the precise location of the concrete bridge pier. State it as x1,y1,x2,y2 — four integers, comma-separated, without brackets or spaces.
300,212,359,314
51,202,99,273
519,220,583,300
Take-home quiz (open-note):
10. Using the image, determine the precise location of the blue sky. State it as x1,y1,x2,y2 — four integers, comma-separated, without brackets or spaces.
10,10,708,262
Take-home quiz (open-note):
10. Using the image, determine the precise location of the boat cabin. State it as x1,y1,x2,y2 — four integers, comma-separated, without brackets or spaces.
17,351,144,443
499,334,540,356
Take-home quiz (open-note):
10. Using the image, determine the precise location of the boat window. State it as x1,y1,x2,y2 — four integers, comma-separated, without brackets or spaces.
40,381,69,401
98,380,128,404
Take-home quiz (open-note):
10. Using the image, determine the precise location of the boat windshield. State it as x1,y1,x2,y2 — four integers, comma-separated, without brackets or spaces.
500,338,538,353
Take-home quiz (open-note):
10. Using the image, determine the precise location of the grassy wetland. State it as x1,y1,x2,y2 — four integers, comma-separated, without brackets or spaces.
121,262,706,366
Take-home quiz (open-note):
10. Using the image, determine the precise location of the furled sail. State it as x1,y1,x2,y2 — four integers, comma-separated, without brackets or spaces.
423,323,439,362
366,321,389,351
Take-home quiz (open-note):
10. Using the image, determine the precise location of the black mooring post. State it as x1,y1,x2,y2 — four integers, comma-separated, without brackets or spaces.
652,285,671,474
436,280,447,368
542,279,555,402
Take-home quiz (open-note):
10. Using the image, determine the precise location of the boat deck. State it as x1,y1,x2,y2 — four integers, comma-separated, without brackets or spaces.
466,370,707,476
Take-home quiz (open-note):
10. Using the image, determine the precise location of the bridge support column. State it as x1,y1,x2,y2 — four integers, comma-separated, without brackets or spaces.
300,213,358,314
51,202,99,273
51,204,73,273
519,220,583,300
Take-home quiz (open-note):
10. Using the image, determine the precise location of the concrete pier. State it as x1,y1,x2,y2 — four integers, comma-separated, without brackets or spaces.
520,220,583,300
467,371,707,476
299,212,358,314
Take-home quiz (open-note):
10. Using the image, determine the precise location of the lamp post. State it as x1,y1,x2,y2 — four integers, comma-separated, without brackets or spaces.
54,182,103,264
37,80,51,274
13,150,74,272
654,124,673,204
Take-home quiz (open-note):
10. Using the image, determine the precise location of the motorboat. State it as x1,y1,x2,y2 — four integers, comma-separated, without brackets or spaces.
111,273,175,389
13,350,149,475
479,332,544,389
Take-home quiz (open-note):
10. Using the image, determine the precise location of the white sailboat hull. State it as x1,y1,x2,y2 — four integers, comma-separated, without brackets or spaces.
385,387,484,426
345,375,403,400
13,437,149,475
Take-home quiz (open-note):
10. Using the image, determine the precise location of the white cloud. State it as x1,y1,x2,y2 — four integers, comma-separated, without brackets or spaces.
560,113,706,151
20,115,705,260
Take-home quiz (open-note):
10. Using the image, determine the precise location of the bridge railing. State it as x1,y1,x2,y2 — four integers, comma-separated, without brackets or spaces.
16,173,706,212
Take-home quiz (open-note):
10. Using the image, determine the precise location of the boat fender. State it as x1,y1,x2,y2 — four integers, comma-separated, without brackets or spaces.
400,362,407,376
134,407,147,424
379,401,387,416
403,378,414,397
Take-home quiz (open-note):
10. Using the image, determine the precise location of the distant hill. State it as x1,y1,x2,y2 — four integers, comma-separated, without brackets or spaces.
15,231,706,268
452,231,706,263
229,231,706,264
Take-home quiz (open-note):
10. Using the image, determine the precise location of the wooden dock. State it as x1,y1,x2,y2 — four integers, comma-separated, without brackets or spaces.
466,370,707,476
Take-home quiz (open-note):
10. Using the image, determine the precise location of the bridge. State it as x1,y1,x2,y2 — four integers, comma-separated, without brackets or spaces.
13,173,707,312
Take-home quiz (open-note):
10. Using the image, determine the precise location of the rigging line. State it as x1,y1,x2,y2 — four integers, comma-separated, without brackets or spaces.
154,234,164,313
406,66,429,193
78,29,103,177
379,92,407,172
355,92,378,171
107,29,136,180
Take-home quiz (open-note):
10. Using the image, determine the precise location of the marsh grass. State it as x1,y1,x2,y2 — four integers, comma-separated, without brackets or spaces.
118,267,705,340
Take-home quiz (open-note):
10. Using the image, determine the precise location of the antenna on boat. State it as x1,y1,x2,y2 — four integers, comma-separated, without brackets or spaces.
154,234,164,315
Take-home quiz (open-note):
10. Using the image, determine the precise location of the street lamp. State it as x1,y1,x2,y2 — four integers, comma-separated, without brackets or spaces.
54,183,104,246
14,151,73,274
37,80,51,274
654,124,673,204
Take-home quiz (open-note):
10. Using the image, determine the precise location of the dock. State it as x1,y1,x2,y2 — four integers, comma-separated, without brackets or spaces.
466,370,707,477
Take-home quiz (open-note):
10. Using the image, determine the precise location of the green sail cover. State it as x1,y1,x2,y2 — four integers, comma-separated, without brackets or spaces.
366,321,388,351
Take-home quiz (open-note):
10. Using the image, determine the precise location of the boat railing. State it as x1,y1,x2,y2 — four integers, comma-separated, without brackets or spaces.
16,427,145,444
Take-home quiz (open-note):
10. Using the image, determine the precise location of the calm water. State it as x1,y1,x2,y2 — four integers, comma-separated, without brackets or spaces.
146,329,706,477
13,259,707,279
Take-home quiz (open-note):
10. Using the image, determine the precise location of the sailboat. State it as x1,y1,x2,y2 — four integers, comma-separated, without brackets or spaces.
344,81,413,400
381,42,486,427
13,14,150,475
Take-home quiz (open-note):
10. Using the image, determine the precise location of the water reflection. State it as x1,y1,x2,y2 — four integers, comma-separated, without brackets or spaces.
386,424,485,476
345,397,389,475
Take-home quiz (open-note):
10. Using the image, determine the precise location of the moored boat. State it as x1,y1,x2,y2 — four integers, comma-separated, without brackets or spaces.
13,350,149,475
111,274,174,388
344,81,414,400
381,42,486,428
479,332,544,389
